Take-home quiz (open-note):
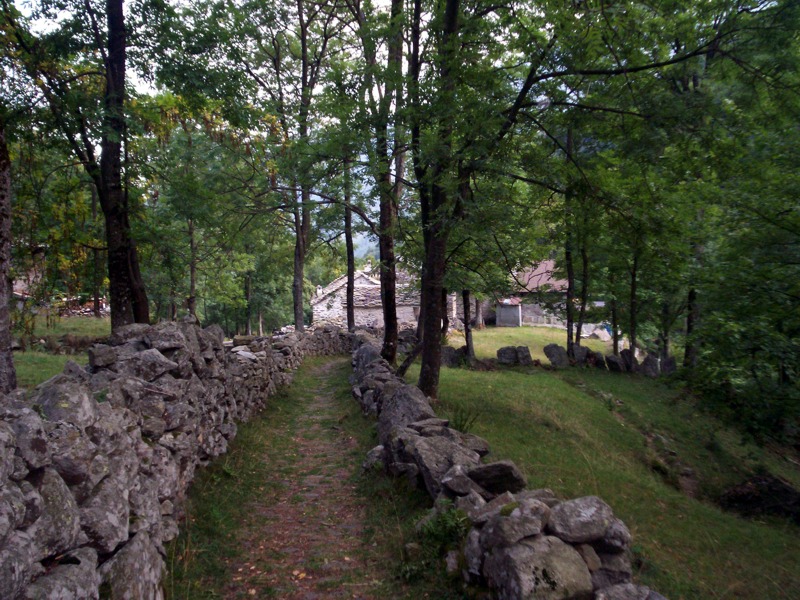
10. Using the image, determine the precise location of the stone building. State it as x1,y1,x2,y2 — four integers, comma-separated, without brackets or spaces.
311,263,421,328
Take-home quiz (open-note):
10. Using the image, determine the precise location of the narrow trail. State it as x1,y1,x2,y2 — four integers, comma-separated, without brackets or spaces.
219,358,391,600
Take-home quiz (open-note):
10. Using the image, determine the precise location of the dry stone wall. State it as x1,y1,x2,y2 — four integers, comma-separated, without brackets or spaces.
0,320,353,600
351,342,668,600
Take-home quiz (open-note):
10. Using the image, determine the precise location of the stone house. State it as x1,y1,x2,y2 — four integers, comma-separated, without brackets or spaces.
311,263,421,328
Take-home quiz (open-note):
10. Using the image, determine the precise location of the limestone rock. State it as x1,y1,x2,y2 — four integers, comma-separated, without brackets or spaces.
2,408,50,471
23,547,100,600
0,420,15,480
468,460,527,494
88,344,117,370
591,551,633,589
547,496,614,544
483,535,593,600
596,518,632,554
544,344,570,369
404,434,481,497
497,346,519,365
118,348,178,382
479,499,550,548
34,379,98,430
516,346,534,367
0,482,26,544
640,355,660,378
441,464,491,498
441,345,465,368
98,531,165,600
605,355,626,373
79,475,130,553
362,445,385,471
27,468,81,561
573,345,589,366
377,385,436,445
0,529,39,599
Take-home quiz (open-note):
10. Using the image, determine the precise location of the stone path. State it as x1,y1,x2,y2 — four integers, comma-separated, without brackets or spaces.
219,358,392,599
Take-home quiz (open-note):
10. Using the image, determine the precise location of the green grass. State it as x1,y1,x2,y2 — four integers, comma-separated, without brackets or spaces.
13,352,77,388
449,325,611,362
29,314,111,338
405,327,800,599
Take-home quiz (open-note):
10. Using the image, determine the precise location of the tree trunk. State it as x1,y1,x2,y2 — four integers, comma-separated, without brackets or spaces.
611,297,620,356
418,230,448,398
90,184,102,317
245,274,252,335
684,287,699,368
187,218,197,318
0,122,17,393
344,173,355,332
564,128,575,356
575,240,589,347
291,185,310,332
475,297,484,329
463,289,475,361
100,0,149,330
659,301,671,363
629,252,639,354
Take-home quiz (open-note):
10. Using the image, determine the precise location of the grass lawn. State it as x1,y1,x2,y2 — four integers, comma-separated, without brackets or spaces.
404,326,800,599
13,352,78,389
449,324,611,362
28,313,111,338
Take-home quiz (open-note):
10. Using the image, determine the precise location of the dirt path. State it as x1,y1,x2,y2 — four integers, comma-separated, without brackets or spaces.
220,358,390,599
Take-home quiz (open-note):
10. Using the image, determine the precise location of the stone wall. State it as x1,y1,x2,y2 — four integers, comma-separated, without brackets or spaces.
0,320,353,600
351,342,668,600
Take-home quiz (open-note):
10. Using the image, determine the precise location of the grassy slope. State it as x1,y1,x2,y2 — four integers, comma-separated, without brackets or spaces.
412,327,800,599
13,316,110,389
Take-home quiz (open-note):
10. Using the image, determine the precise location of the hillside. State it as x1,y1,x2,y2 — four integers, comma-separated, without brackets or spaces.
414,327,800,598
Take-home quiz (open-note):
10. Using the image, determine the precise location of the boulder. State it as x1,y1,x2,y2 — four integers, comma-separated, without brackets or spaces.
544,344,570,368
596,518,632,554
2,409,50,471
0,529,39,599
23,547,100,600
591,551,633,589
79,475,130,554
441,464,491,499
468,460,527,494
98,531,164,600
117,348,178,382
516,346,534,367
620,349,638,373
403,434,481,497
479,499,550,548
483,535,593,600
34,379,98,430
590,351,607,370
573,345,589,366
497,346,519,365
88,344,117,370
605,355,626,373
440,345,465,368
640,355,660,378
0,421,15,480
377,385,436,445
547,496,614,544
27,468,82,561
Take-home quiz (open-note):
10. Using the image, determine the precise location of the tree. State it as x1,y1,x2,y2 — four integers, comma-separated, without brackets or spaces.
2,0,150,329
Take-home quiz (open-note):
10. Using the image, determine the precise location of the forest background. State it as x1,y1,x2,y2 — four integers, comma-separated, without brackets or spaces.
0,0,798,441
